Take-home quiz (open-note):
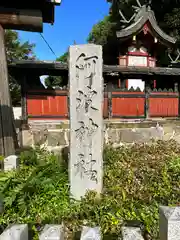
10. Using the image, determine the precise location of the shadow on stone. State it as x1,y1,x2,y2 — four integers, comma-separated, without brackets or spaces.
103,233,119,239
72,231,81,240
61,146,69,169
0,224,6,235
28,224,34,240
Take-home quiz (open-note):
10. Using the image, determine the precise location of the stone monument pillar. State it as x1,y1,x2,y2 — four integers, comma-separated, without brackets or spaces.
159,206,180,240
69,44,103,200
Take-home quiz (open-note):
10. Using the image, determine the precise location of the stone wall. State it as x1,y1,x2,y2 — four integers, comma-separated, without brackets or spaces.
19,120,180,154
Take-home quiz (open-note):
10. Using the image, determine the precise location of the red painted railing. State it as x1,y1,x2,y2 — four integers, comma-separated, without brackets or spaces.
26,89,179,120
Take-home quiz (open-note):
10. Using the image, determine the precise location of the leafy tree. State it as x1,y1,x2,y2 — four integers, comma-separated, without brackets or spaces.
5,30,35,63
87,15,119,64
5,30,35,106
44,52,68,88
57,51,68,63
87,16,114,45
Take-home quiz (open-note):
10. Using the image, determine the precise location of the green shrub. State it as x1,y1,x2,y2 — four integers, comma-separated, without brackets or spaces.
0,141,180,239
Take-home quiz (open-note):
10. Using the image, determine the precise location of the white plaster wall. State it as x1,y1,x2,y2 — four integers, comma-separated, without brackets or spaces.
128,79,145,91
13,107,22,119
127,53,146,91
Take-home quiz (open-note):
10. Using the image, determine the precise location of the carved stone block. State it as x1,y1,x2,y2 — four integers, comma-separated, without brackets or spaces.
21,129,33,147
80,226,101,240
121,227,144,240
4,155,18,171
33,129,48,146
159,206,180,240
47,131,66,146
0,224,28,240
69,44,103,200
39,224,64,240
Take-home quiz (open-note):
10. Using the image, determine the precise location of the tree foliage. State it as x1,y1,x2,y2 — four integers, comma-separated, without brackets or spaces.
5,30,35,63
87,15,118,64
44,52,68,88
5,30,35,106
87,16,114,45
56,51,68,63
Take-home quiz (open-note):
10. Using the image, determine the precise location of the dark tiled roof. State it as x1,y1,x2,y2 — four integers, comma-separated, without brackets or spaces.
8,60,180,78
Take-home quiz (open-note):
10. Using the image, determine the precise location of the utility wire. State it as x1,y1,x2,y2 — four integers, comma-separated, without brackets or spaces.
39,33,58,59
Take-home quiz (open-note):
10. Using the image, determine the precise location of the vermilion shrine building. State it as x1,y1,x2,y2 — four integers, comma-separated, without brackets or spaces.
114,2,177,91
8,2,180,120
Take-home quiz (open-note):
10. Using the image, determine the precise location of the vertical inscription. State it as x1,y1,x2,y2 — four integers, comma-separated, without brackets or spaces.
75,54,98,180
74,152,98,183
69,45,103,200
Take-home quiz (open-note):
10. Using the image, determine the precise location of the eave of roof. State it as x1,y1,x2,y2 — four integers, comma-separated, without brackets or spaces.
8,60,180,78
0,0,61,24
116,7,176,46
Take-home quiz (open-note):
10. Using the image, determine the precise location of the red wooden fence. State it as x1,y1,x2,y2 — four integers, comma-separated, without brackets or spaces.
27,90,68,120
149,92,178,117
111,92,145,118
26,89,179,120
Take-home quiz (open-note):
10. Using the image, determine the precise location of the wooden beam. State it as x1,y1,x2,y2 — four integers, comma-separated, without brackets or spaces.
104,65,180,76
9,61,180,77
0,25,17,156
0,8,43,32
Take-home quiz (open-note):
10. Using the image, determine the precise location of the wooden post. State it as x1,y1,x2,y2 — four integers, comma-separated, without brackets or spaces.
145,79,151,119
0,25,17,156
108,91,112,119
178,82,180,119
0,100,5,157
21,76,28,121
67,90,70,119
107,82,112,119
121,78,126,89
174,82,178,92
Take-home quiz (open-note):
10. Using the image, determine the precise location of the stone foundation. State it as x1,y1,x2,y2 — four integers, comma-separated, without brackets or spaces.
19,120,180,154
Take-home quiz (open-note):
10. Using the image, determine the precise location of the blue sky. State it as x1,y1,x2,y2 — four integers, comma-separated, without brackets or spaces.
18,0,110,61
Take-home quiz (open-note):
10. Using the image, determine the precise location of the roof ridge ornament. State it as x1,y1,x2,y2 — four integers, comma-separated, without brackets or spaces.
145,0,152,8
168,49,180,63
119,0,148,26
117,0,177,45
